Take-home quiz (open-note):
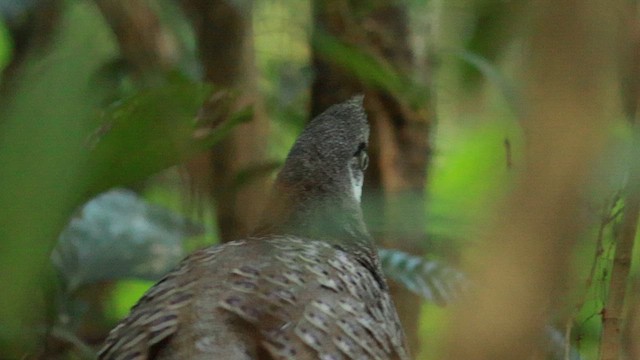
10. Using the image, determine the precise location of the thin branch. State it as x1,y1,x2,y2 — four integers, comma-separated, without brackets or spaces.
564,318,573,360
566,195,620,358
623,276,640,358
599,124,640,360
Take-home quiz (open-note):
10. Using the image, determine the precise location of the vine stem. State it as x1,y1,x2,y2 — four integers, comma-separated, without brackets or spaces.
599,123,640,360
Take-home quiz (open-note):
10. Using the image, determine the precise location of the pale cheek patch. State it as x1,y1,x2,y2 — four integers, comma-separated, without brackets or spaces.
348,166,363,202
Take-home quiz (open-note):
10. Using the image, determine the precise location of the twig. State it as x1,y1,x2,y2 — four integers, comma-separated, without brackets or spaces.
564,318,573,360
566,195,621,360
623,276,640,358
599,124,640,360
504,137,513,170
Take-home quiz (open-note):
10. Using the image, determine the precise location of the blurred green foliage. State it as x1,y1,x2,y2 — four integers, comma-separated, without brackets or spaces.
0,19,10,71
0,1,246,356
84,83,252,196
106,279,155,322
0,2,111,353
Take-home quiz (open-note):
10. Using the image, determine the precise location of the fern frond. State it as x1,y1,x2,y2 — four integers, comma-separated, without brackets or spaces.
378,248,468,306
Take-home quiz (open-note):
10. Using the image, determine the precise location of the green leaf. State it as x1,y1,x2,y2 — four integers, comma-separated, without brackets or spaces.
84,85,252,196
0,2,114,354
0,18,11,72
0,3,247,352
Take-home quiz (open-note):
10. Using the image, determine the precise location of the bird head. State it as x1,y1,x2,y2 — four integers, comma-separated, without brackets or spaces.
278,95,369,204
255,95,372,244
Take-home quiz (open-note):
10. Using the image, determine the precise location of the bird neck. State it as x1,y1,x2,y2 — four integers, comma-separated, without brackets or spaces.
253,180,385,288
254,181,374,250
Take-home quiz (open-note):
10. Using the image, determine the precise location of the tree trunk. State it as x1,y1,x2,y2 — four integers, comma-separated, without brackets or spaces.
181,0,270,242
311,0,435,354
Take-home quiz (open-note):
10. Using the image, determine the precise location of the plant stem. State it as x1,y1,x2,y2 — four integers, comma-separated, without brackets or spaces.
599,125,640,360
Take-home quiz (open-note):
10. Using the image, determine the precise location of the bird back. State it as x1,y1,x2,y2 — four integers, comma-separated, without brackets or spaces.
99,236,409,360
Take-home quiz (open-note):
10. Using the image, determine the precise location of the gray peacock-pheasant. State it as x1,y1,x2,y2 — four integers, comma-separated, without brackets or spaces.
99,96,410,360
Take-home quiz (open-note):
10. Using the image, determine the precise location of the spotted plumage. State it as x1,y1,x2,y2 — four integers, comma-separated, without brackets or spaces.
99,97,410,359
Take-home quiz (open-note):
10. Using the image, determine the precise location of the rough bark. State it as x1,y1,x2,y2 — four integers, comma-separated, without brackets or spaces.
311,0,434,354
443,1,619,359
181,0,269,242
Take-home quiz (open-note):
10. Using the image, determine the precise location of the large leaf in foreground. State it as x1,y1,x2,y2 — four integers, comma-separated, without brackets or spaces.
84,85,252,196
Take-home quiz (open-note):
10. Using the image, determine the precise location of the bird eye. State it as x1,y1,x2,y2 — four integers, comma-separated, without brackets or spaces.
354,142,368,170
358,151,369,170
